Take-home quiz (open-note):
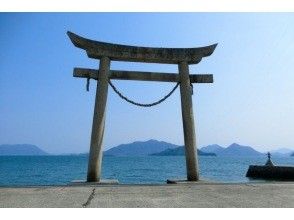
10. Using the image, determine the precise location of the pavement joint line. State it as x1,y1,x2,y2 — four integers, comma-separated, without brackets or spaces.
244,183,259,188
82,188,96,208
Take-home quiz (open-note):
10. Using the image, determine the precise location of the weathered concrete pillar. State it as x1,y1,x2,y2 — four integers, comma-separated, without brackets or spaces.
87,57,110,182
178,61,199,181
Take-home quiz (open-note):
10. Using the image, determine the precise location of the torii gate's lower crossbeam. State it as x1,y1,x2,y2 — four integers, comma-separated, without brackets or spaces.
74,68,213,83
68,31,217,183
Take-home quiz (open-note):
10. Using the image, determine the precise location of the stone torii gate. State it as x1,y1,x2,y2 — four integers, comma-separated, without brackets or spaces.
67,31,217,182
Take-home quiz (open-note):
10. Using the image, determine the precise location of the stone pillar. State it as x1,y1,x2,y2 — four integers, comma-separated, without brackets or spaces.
87,57,110,182
178,61,199,181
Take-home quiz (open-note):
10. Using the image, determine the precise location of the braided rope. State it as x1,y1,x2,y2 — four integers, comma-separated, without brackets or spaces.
108,80,180,107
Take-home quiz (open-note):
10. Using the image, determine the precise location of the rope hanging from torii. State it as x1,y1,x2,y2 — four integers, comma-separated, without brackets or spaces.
109,80,182,107
86,78,193,107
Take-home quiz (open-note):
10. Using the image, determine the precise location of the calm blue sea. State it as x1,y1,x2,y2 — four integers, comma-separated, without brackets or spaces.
0,155,293,186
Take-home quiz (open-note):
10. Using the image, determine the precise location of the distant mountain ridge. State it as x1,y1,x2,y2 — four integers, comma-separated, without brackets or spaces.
0,144,48,156
105,140,293,157
2,141,292,157
200,144,224,154
200,143,263,157
104,139,178,156
150,146,216,156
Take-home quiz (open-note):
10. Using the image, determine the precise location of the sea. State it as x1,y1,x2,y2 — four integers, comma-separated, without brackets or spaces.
0,155,293,186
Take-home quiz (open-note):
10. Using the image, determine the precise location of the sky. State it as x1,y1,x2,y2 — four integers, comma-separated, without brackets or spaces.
0,13,294,154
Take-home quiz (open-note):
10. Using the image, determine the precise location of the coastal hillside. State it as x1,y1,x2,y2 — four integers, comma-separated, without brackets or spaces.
201,143,293,157
104,140,272,157
150,146,216,156
200,144,224,154
104,139,178,156
0,144,48,156
216,143,262,157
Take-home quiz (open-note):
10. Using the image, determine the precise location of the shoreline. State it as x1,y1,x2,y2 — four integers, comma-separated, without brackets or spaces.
0,179,292,188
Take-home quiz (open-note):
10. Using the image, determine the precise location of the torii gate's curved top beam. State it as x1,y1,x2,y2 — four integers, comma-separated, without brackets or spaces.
67,31,217,64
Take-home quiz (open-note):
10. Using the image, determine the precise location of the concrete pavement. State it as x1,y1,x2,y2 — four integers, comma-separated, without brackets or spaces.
0,182,293,208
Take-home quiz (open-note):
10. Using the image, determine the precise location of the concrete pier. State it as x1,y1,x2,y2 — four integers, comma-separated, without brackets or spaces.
1,182,293,208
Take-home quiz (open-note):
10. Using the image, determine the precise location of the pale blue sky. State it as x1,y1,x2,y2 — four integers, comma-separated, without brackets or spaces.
0,13,293,154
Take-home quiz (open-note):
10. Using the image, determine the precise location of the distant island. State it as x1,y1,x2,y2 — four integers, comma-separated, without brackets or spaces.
200,144,224,154
104,139,215,157
0,144,48,156
103,140,291,157
150,146,216,156
104,140,264,157
200,143,263,157
200,144,294,157
104,139,179,156
1,140,293,157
